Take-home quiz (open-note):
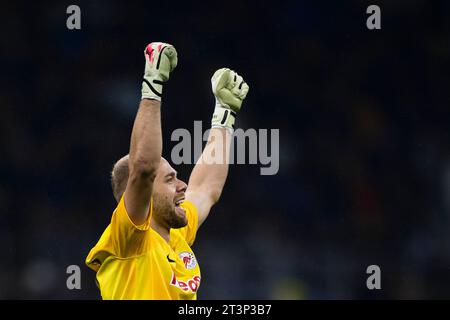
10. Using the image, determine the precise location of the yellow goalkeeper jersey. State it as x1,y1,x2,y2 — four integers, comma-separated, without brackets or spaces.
85,195,201,300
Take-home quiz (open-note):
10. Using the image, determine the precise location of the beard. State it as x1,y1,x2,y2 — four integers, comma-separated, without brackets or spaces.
152,193,188,229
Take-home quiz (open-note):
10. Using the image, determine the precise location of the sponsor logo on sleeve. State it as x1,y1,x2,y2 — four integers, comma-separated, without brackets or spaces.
170,272,201,293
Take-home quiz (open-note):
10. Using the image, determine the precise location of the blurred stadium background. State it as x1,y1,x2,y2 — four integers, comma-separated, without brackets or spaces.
1,0,449,299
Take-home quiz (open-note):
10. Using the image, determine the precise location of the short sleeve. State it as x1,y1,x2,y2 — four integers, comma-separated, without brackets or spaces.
86,195,153,270
110,195,153,258
177,200,199,246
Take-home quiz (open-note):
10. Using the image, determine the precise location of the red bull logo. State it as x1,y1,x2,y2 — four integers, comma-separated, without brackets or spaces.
179,252,197,270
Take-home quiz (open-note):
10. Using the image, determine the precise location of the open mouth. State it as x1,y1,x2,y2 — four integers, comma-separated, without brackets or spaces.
174,197,186,218
174,197,185,207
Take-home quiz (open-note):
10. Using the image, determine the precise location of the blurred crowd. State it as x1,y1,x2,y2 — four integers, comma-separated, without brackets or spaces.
1,0,449,299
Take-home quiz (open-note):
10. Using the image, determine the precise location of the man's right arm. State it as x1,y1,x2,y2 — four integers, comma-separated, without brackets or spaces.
124,98,162,226
123,42,178,226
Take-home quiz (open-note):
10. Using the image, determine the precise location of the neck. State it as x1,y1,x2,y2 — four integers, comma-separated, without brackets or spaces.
151,219,170,243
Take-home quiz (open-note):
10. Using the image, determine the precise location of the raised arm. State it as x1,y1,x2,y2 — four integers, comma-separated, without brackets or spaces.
124,42,178,226
186,68,249,228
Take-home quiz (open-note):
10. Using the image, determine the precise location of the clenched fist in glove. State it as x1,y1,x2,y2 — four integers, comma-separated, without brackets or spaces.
211,68,249,130
141,42,178,101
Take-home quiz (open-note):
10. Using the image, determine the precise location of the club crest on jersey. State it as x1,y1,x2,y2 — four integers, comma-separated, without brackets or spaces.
179,252,197,269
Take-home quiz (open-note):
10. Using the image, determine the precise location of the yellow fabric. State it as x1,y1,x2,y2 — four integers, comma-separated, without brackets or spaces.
86,196,200,300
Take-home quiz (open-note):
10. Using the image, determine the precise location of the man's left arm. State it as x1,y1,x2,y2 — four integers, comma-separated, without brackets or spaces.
186,68,249,228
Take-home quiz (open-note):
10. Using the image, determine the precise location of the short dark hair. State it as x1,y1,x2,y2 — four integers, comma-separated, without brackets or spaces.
111,155,129,203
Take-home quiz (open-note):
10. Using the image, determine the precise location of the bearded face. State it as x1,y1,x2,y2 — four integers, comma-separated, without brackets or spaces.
151,158,188,229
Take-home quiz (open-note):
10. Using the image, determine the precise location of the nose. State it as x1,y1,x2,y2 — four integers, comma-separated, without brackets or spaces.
177,180,187,193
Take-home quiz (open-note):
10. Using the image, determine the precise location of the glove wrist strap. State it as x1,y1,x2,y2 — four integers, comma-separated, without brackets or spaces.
211,104,237,130
141,76,163,101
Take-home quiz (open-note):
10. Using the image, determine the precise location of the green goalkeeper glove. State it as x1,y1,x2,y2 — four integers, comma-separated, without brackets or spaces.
211,68,249,130
141,42,178,101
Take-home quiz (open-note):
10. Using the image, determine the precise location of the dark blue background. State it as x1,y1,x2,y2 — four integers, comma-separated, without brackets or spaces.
1,0,449,299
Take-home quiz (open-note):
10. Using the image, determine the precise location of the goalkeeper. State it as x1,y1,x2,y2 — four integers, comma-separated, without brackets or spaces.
86,42,249,299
